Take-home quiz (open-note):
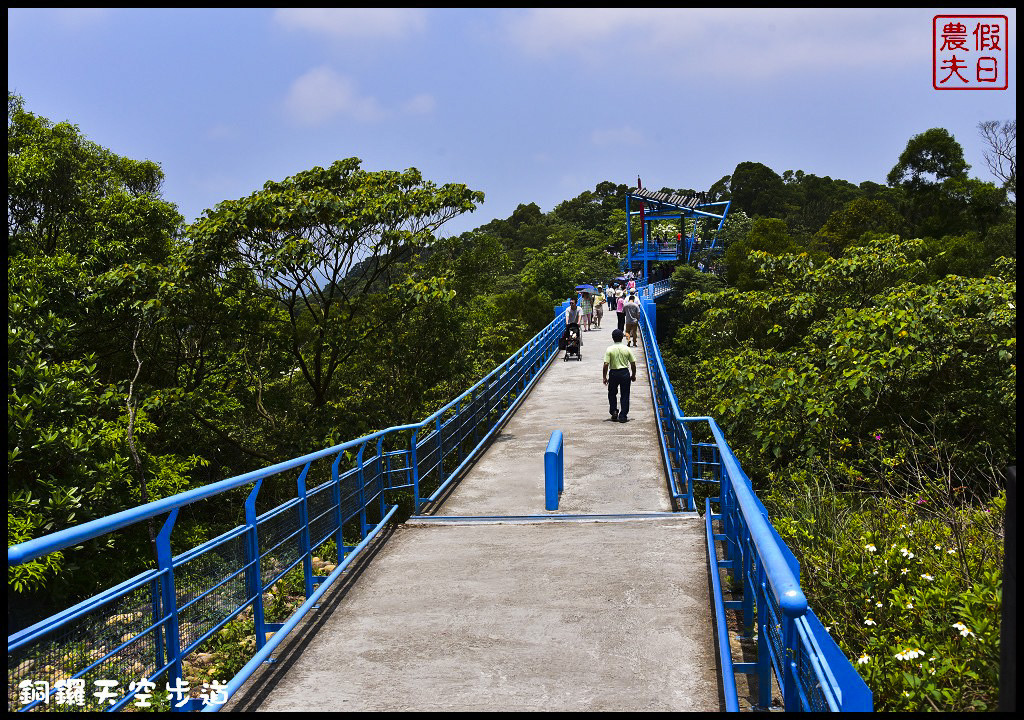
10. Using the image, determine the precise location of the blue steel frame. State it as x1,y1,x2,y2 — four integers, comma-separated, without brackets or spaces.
625,190,730,283
7,312,565,713
639,284,872,711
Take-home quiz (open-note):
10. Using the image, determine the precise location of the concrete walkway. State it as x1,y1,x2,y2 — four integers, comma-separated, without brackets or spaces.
225,320,721,712
230,520,719,712
436,323,672,516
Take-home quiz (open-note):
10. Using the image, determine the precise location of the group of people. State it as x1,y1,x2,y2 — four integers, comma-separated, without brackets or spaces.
563,275,644,423
567,281,641,348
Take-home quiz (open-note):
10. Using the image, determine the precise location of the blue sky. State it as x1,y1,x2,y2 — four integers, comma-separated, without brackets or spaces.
8,8,1017,239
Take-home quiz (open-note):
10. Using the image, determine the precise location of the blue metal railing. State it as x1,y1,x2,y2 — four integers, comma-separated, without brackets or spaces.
638,288,871,711
8,281,870,713
7,312,565,713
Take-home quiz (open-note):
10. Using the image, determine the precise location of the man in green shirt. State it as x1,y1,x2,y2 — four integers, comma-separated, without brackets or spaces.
603,328,637,422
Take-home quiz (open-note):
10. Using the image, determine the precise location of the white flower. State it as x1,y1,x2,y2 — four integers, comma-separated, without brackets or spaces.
876,602,883,608
947,548,957,555
901,568,909,575
857,654,870,665
895,647,924,661
864,618,876,626
921,574,934,581
907,530,914,537
952,622,974,638
900,548,915,559
935,544,941,550
865,544,877,552
872,570,879,575
906,602,914,609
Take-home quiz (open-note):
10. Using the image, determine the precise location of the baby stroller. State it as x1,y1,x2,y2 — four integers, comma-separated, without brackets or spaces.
562,323,582,361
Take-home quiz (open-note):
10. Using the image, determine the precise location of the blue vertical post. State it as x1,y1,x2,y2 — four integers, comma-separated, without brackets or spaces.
436,414,444,492
150,577,165,675
331,452,344,561
155,509,185,710
356,442,369,539
684,424,694,504
643,213,649,285
782,616,799,710
455,400,463,464
742,536,755,634
410,430,422,514
295,463,313,598
244,479,267,651
545,430,564,511
757,562,772,709
377,435,389,519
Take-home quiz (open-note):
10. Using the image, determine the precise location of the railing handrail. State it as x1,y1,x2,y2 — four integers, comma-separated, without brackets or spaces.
9,429,393,568
8,314,565,570
638,279,870,711
9,302,567,714
637,294,807,618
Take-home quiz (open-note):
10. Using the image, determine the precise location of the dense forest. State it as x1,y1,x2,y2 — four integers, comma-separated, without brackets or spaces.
8,92,1015,710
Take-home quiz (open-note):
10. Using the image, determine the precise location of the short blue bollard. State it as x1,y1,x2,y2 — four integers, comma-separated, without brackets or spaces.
545,430,564,511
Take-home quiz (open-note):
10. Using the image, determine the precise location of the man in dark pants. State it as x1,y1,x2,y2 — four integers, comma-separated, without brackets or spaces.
602,328,637,423
615,289,626,332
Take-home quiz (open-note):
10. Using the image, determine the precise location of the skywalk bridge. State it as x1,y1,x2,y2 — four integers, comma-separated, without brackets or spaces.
8,281,871,712
622,188,731,280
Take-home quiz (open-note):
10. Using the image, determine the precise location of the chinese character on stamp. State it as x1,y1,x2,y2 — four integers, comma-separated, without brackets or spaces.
934,15,1009,90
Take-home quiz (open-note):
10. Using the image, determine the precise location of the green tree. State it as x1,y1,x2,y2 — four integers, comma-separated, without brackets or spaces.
782,172,862,236
187,158,483,410
887,129,972,238
8,96,200,602
723,217,798,290
729,161,786,218
887,128,969,190
670,236,1014,482
816,197,904,256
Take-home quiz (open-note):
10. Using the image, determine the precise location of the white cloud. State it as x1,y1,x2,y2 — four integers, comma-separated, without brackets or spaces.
504,8,923,78
403,93,436,115
285,67,386,126
591,126,645,147
273,8,427,40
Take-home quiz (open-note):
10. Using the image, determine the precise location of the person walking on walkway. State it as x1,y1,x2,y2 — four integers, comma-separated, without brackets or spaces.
603,328,636,422
565,296,581,326
615,290,626,332
593,290,604,328
580,291,593,332
623,293,641,347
